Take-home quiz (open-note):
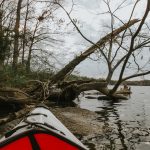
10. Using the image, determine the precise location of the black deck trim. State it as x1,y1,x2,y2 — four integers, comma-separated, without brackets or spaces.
0,129,87,150
29,134,40,150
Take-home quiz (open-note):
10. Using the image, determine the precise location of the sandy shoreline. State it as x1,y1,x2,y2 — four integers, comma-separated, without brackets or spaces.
51,106,104,136
0,106,104,137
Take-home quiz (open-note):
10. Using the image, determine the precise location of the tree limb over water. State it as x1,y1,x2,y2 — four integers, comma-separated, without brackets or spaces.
0,0,150,116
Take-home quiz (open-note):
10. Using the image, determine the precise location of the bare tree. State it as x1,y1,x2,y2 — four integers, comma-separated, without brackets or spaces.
12,0,23,72
110,0,150,94
22,0,30,65
43,0,150,101
0,0,14,71
1,0,150,103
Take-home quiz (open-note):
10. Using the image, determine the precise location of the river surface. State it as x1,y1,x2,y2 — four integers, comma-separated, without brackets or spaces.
78,86,150,150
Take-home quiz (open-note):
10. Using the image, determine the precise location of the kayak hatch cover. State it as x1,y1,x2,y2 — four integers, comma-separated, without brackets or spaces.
0,105,88,150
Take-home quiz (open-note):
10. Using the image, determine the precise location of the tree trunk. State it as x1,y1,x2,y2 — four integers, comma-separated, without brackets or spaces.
98,87,128,100
47,81,107,105
12,0,23,72
50,19,139,84
0,8,3,71
22,0,29,65
106,63,113,85
26,21,39,73
0,60,4,71
26,46,32,73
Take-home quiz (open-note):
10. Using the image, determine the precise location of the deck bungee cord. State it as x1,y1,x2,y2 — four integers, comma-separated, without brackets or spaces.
0,104,88,150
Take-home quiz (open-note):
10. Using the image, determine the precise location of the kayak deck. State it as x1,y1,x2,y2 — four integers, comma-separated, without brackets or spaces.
0,105,87,150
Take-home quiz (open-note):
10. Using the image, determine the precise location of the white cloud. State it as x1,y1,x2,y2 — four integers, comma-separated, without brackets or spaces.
51,0,150,79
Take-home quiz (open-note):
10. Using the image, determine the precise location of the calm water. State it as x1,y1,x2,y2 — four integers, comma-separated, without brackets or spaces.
79,86,150,150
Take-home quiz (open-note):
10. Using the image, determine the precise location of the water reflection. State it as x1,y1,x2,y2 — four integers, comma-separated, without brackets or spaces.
79,87,150,150
98,99,150,149
96,100,128,150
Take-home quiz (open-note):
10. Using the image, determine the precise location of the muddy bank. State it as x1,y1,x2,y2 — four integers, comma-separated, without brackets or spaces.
51,107,111,149
51,107,104,136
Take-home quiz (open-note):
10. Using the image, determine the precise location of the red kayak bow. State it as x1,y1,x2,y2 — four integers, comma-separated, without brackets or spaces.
0,105,87,150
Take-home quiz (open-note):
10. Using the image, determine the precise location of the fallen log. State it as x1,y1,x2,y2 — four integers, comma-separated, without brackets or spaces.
78,82,107,92
0,87,30,98
47,81,107,105
98,88,128,100
0,106,33,126
50,19,139,84
0,87,37,114
0,96,33,104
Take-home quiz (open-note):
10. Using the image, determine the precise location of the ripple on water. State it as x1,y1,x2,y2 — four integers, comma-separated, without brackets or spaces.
79,86,150,150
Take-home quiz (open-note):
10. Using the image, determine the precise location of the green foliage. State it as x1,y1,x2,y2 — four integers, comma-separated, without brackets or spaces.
27,70,54,81
66,74,92,81
0,65,54,88
0,66,26,87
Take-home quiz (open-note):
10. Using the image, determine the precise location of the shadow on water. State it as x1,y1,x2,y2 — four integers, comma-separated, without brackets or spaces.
95,100,128,150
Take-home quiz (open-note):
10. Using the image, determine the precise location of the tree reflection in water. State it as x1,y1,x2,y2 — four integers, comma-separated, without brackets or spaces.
96,100,128,150
83,97,150,150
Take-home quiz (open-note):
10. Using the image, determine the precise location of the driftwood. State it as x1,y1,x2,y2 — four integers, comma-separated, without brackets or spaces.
0,84,127,130
62,81,106,98
0,87,38,116
0,81,128,115
0,106,33,126
78,82,107,92
0,87,30,98
0,96,35,104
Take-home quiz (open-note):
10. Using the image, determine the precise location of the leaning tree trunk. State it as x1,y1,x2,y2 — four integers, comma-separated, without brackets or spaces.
47,81,107,105
50,19,139,85
29,19,139,100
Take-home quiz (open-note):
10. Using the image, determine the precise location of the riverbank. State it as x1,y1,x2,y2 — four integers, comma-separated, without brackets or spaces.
0,106,106,149
51,107,104,136
0,87,150,149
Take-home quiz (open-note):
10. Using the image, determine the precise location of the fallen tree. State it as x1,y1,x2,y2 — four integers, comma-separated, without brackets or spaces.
44,0,150,102
25,19,139,103
0,17,146,114
0,19,137,108
49,19,139,84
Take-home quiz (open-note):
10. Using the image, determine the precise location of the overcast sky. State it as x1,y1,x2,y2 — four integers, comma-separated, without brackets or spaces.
52,0,150,80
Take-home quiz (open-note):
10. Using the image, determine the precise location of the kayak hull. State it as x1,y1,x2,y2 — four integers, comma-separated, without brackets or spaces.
0,105,87,150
